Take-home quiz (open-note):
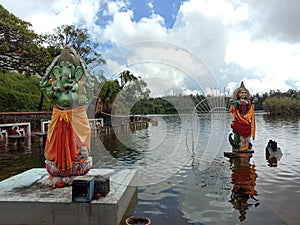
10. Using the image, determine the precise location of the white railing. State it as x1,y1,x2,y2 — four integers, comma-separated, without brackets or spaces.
0,118,104,138
0,122,31,136
0,128,8,138
41,120,51,133
88,118,104,129
40,118,104,133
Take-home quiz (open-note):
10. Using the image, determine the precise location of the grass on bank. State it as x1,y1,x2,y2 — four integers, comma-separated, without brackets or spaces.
0,71,52,112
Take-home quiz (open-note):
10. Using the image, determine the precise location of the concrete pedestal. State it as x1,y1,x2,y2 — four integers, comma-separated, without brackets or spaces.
0,168,137,225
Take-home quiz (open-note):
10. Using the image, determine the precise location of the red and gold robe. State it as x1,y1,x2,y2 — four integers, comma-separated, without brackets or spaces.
44,105,91,170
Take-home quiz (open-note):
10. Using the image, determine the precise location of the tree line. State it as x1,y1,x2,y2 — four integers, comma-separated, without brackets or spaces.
130,90,300,116
1,69,300,116
262,89,300,116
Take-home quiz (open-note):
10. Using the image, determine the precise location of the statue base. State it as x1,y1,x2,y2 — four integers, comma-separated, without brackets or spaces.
224,150,254,158
44,157,92,188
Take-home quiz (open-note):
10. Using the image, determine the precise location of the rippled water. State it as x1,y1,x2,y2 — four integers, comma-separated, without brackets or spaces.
0,114,299,224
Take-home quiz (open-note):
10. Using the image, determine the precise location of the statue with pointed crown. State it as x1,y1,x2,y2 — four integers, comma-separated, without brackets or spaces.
229,81,256,151
40,45,94,188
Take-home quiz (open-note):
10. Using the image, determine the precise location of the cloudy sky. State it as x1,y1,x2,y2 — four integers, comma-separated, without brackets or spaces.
1,0,300,97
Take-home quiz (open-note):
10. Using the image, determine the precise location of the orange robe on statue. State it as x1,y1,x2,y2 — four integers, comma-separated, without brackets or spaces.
44,105,91,170
230,104,256,140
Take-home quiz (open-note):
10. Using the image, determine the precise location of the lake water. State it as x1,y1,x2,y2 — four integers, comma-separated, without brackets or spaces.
0,114,299,225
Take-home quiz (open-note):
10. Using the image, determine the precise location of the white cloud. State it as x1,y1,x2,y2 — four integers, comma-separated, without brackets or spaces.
102,11,167,44
2,0,300,95
179,0,248,25
226,30,300,93
0,0,100,34
0,0,53,19
147,2,154,10
105,1,127,16
237,77,293,95
295,82,300,90
182,88,201,96
100,41,217,97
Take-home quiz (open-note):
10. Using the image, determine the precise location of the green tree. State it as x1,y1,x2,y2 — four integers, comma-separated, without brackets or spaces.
263,95,300,115
0,4,52,75
100,79,122,113
0,71,52,112
121,70,150,101
120,70,138,87
96,70,150,115
42,24,105,65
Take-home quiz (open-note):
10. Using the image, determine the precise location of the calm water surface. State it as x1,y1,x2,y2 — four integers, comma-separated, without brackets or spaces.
0,114,299,225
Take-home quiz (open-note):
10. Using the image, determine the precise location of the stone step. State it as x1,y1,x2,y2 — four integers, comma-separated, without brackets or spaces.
0,168,137,225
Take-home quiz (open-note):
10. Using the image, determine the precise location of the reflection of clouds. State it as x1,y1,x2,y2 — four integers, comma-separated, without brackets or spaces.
144,117,166,151
192,97,231,172
199,119,228,170
129,115,192,186
137,160,235,224
174,162,233,224
96,114,195,186
116,117,167,154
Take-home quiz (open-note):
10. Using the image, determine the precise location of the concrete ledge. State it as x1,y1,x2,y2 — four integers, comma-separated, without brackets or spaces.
0,168,137,225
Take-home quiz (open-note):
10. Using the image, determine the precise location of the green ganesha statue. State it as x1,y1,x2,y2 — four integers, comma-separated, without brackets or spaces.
40,46,94,188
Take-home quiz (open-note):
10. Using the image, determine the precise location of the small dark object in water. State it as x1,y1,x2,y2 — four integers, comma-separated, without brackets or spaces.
265,140,282,167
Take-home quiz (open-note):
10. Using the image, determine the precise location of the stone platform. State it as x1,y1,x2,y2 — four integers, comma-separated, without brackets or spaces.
0,168,137,225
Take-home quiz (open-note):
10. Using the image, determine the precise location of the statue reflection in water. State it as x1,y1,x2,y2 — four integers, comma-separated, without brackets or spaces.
229,155,260,221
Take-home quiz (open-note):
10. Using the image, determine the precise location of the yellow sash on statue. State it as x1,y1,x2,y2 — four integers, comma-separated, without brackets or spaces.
231,105,256,140
47,105,91,143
